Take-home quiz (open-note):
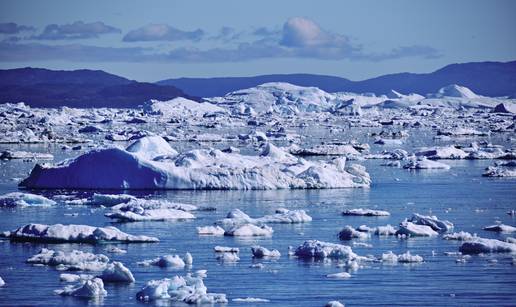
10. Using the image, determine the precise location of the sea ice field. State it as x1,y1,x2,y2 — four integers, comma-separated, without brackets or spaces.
0,83,515,306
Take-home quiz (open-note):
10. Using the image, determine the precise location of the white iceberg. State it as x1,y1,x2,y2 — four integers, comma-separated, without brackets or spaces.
55,278,107,298
27,248,109,271
0,192,56,208
326,301,345,307
381,251,423,263
233,297,270,302
415,146,468,160
136,274,227,304
97,261,135,283
459,238,516,254
483,224,516,233
338,226,370,240
2,223,159,243
105,199,196,222
403,158,451,170
225,224,274,237
396,221,438,237
251,246,281,258
0,276,5,287
294,240,360,260
326,272,351,279
138,255,187,268
197,226,225,236
20,137,370,190
342,208,390,216
408,213,454,232
443,231,476,241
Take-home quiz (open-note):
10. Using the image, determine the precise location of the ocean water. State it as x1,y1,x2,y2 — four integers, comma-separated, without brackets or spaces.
0,130,515,306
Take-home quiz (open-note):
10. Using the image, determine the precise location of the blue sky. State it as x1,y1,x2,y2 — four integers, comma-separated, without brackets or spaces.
0,0,515,81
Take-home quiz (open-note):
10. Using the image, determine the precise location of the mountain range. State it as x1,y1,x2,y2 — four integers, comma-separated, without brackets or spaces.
158,61,516,98
0,60,515,108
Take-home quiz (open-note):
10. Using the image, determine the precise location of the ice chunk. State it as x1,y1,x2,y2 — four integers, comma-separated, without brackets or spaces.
459,238,516,254
374,225,397,236
381,251,423,263
338,226,370,240
443,231,476,241
342,208,390,216
0,150,53,160
0,277,5,287
2,223,159,244
136,274,227,303
97,261,135,283
197,226,225,236
59,273,93,283
214,246,239,253
225,224,273,237
326,272,351,279
138,255,186,268
27,248,109,271
0,192,56,208
326,301,345,307
483,224,516,233
233,297,270,302
217,208,311,230
126,135,178,160
105,205,195,222
55,278,107,298
403,158,451,170
415,146,468,160
294,240,360,260
396,221,438,237
251,246,281,258
216,252,240,262
408,213,454,232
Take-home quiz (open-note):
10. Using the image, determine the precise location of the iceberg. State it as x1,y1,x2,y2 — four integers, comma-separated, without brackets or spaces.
136,274,227,304
0,192,56,208
381,251,423,263
20,136,371,190
338,226,370,240
197,226,225,236
408,213,454,232
415,146,468,160
0,277,5,287
97,261,135,283
459,238,516,254
251,246,281,258
294,240,360,260
138,255,187,268
55,278,107,298
483,224,516,233
326,272,351,279
396,221,438,237
2,223,159,243
342,208,390,216
27,248,109,271
403,158,451,170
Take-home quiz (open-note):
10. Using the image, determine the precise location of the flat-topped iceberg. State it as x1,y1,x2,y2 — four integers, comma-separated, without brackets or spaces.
483,224,516,233
294,240,360,260
105,199,196,222
0,192,56,208
20,136,371,190
342,208,390,216
2,223,159,244
136,274,227,304
459,238,516,254
27,248,109,271
216,208,312,229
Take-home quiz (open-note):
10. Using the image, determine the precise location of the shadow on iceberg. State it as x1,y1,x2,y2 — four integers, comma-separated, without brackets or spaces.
19,136,371,190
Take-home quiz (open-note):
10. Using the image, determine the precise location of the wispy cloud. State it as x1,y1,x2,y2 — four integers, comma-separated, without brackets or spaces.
31,21,121,40
123,24,204,42
0,22,35,34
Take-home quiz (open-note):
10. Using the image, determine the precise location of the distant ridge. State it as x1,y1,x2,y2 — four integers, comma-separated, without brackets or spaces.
0,67,196,108
158,61,516,98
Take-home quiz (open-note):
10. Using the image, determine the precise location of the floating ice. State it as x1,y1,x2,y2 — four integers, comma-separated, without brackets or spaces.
342,208,390,216
396,221,438,237
0,276,5,287
483,224,516,233
216,252,240,262
197,226,225,236
408,213,454,232
20,136,370,190
55,278,107,298
459,238,516,254
403,158,451,170
0,150,53,160
415,146,468,160
225,224,273,237
251,246,281,258
443,231,476,241
217,208,312,229
214,246,239,253
105,199,196,222
483,162,516,177
2,223,159,243
27,248,109,271
0,192,56,208
138,255,186,268
136,274,227,303
338,226,370,240
233,297,270,302
59,273,93,283
326,301,345,307
97,261,135,283
294,240,360,260
326,272,351,279
382,251,423,263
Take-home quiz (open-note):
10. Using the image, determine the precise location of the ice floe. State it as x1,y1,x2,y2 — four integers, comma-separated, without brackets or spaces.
251,246,281,258
339,226,370,240
55,278,107,298
27,248,109,271
0,192,56,208
342,208,390,216
197,226,225,236
138,254,188,268
483,224,516,233
97,261,135,283
459,238,516,254
2,223,159,243
136,274,227,304
403,158,451,170
408,213,454,232
396,221,438,237
294,240,360,260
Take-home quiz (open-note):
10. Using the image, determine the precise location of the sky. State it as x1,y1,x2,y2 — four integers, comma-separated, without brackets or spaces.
0,0,515,82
